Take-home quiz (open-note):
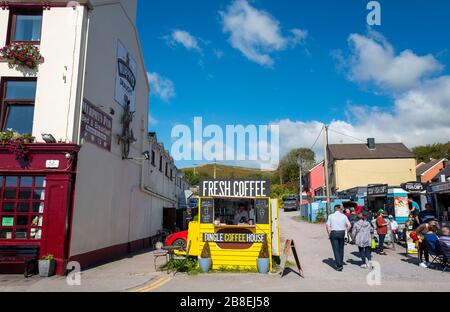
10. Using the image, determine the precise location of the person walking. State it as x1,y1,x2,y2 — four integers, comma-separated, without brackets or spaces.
376,210,388,255
326,205,351,272
352,213,374,269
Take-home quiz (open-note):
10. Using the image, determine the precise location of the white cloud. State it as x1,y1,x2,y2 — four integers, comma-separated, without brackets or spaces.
165,29,202,52
340,30,443,92
290,28,308,46
220,0,307,67
147,72,176,102
275,32,450,161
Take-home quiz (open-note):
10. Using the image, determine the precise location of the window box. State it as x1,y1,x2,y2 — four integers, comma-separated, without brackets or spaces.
1,43,44,70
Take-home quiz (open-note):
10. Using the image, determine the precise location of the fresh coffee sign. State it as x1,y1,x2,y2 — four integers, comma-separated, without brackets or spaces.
200,180,270,198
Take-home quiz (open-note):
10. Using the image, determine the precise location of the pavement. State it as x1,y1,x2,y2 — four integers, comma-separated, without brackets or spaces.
1,210,449,292
153,211,450,292
0,248,169,292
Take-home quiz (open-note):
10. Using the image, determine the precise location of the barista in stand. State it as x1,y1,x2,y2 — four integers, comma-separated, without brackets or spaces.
234,203,249,225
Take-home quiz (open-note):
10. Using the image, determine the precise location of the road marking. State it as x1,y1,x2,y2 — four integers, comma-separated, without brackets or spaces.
130,275,171,292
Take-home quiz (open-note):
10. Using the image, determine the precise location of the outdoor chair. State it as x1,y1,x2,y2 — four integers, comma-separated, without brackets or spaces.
153,242,169,270
438,241,450,273
423,239,447,272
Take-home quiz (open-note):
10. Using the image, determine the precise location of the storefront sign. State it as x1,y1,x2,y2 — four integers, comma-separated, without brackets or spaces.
202,232,266,244
81,99,113,151
367,184,388,196
200,198,214,224
2,217,14,227
401,182,425,193
200,180,270,198
429,182,450,193
115,40,137,111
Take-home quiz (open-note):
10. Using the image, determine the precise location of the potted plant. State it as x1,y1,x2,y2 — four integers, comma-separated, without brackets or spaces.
39,254,56,277
198,242,212,273
257,239,270,274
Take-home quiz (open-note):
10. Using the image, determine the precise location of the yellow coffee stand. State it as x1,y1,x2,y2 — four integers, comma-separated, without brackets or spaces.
186,180,280,271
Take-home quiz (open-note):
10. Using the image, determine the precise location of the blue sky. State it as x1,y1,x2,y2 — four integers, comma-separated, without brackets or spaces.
136,0,450,169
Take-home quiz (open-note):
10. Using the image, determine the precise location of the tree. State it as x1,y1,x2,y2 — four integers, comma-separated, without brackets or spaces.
412,142,450,163
277,148,316,184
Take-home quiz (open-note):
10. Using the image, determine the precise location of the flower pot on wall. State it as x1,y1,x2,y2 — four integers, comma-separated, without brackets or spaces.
257,258,270,274
38,259,56,277
198,258,212,273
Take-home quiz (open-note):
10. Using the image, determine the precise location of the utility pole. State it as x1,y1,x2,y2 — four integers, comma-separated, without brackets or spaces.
323,124,332,216
297,156,303,210
213,158,217,179
193,164,198,176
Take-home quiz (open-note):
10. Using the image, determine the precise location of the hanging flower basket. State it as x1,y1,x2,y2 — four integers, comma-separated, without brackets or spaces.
0,43,43,70
0,130,35,162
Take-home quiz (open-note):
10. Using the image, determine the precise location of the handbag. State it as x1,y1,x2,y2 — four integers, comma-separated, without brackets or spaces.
371,238,377,249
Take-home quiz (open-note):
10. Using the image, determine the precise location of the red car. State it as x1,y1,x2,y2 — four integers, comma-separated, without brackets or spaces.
165,230,188,250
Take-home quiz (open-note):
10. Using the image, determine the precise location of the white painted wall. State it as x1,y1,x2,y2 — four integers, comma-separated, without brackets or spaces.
0,1,188,258
69,1,186,257
0,6,86,142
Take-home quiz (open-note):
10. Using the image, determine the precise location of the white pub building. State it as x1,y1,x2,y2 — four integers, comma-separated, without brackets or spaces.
0,0,187,275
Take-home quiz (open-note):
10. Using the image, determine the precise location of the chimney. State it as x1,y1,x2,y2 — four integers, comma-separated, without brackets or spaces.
367,138,376,150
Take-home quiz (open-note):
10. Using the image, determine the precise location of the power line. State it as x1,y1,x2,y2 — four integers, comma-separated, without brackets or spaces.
310,127,324,151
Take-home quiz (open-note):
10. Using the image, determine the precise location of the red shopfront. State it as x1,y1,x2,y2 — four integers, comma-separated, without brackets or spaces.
0,144,79,275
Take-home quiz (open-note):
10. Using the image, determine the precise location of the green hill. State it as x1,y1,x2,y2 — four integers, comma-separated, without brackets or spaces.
181,164,273,180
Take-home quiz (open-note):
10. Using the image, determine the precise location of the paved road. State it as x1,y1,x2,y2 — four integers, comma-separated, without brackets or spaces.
155,210,450,292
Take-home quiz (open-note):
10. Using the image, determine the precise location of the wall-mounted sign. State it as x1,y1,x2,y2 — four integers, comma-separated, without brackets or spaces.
429,182,450,194
115,39,137,111
367,184,388,197
2,217,14,227
45,160,60,169
81,99,112,151
200,198,214,224
202,232,266,244
401,182,425,193
200,180,270,198
255,198,269,224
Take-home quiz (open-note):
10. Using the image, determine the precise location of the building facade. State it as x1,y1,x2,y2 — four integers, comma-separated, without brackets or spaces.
0,0,187,275
416,159,448,183
304,161,325,200
327,140,417,194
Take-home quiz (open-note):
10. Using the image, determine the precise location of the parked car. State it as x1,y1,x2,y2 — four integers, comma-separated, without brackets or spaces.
283,196,299,212
165,230,188,250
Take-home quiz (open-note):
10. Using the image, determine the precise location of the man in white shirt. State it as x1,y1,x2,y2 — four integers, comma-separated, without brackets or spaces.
326,204,351,271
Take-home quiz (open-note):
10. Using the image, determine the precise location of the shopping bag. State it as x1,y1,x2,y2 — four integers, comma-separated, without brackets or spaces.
371,238,376,249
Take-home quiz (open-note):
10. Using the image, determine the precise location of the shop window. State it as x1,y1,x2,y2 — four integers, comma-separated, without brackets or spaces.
8,10,43,44
0,176,46,241
0,79,37,134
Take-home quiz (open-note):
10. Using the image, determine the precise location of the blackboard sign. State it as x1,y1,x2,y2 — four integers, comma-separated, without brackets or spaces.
280,239,304,278
200,198,214,224
255,198,269,224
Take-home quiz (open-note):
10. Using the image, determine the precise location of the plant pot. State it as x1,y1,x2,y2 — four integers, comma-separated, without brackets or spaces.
257,258,270,274
199,258,212,273
38,259,56,277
